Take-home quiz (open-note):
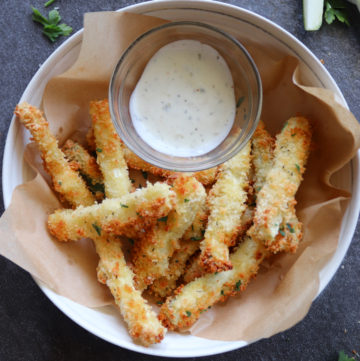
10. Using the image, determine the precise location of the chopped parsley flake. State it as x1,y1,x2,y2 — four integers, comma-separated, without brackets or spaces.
96,148,102,153
141,171,148,180
286,223,295,233
234,280,242,291
92,223,102,236
120,204,129,208
295,164,301,172
236,96,245,108
190,236,202,241
185,310,192,317
184,198,190,202
158,216,168,222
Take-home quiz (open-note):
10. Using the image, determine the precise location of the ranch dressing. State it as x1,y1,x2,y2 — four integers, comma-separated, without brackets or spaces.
129,40,236,157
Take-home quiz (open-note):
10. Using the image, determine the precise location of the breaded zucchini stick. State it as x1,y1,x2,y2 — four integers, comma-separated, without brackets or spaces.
159,235,266,330
89,99,132,198
48,182,175,241
132,176,206,291
251,120,303,253
62,139,104,201
149,207,207,298
15,102,95,208
95,236,166,346
248,117,311,253
199,141,252,273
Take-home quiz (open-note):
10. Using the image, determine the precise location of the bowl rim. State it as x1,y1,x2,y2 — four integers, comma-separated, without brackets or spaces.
3,0,360,358
108,20,263,172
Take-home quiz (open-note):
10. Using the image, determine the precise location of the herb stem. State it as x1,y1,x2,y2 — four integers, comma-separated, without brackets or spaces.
44,0,56,7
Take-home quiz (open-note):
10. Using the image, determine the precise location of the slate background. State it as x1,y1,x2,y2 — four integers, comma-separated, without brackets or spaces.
0,1,359,360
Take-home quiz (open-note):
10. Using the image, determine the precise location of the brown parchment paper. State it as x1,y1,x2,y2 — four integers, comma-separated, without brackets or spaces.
1,11,360,342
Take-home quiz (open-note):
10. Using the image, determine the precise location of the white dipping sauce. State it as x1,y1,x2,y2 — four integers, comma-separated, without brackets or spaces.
129,40,236,157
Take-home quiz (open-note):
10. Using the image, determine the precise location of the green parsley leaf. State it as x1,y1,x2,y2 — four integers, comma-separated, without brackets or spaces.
58,181,62,185
92,223,102,236
156,301,163,305
338,351,355,361
141,171,148,180
324,0,350,26
190,236,202,241
184,198,190,203
286,223,295,233
48,9,61,25
31,7,72,42
121,204,129,208
295,164,301,172
96,148,102,153
185,310,192,317
220,290,224,296
79,172,105,195
236,96,245,108
234,280,242,291
158,216,168,222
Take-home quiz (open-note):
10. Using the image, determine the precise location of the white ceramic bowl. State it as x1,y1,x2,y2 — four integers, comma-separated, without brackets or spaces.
3,0,360,357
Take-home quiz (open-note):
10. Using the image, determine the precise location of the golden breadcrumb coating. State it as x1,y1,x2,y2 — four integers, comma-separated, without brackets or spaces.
199,141,252,272
95,236,166,346
149,206,208,298
89,99,132,198
47,182,175,241
159,235,266,331
248,117,311,253
15,102,95,207
252,120,275,193
62,139,104,201
132,176,206,291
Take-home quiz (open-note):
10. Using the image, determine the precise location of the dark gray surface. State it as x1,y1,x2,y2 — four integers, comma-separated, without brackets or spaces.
1,1,359,360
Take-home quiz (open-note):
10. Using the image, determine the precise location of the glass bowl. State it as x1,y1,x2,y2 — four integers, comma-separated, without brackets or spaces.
109,21,262,172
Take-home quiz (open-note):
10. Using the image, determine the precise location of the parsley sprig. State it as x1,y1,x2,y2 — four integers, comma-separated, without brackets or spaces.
338,350,356,361
32,7,72,42
324,0,350,26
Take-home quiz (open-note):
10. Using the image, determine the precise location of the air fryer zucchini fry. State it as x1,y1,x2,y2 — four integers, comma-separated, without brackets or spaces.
248,117,311,253
149,206,208,298
132,176,206,291
62,139,104,201
48,182,175,241
15,102,95,208
89,99,132,198
94,236,166,346
251,120,303,253
159,235,267,330
199,141,252,273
